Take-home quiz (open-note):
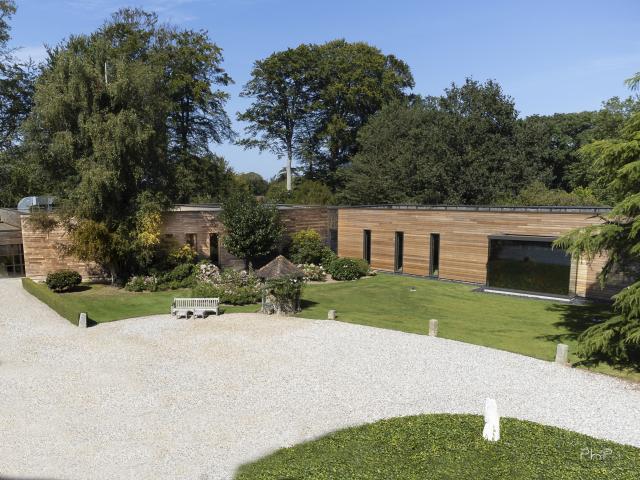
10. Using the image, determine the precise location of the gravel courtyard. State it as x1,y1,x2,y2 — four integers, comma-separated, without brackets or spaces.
1,278,639,479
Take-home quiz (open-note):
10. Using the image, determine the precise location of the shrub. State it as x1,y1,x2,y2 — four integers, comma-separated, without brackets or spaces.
289,229,326,265
327,257,370,281
45,269,82,292
191,268,262,305
125,275,158,292
320,246,337,268
195,260,221,284
298,263,326,282
168,244,197,266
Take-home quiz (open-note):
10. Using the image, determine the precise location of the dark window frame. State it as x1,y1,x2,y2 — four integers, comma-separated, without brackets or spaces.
429,233,440,277
394,232,404,273
209,233,220,265
363,229,371,264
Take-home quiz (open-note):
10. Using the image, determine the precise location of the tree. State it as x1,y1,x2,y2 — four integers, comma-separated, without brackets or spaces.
238,40,414,191
555,89,640,368
21,8,233,279
499,181,601,206
339,80,546,205
219,191,283,269
266,178,334,205
235,172,268,196
238,44,316,192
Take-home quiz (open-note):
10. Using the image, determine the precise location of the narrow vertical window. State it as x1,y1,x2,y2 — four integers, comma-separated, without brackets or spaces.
430,234,440,277
363,230,371,264
395,232,404,272
209,233,219,265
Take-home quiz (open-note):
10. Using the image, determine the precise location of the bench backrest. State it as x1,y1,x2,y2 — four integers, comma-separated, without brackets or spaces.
173,297,219,308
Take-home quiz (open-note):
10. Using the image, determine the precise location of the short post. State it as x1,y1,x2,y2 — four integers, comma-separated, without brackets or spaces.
328,309,337,320
555,343,569,365
428,319,438,337
78,312,87,329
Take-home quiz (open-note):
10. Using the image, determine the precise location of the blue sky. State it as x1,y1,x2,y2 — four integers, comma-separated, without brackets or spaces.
8,0,640,178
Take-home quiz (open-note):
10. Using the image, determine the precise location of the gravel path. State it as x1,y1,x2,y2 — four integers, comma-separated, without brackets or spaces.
1,278,639,479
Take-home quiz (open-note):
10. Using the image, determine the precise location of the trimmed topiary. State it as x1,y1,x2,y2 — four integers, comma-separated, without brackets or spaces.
46,269,82,293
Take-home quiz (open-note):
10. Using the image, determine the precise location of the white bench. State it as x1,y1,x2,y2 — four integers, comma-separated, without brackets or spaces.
171,298,220,318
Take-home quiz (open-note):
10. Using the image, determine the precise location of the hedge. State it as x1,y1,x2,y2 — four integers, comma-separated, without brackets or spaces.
22,278,82,326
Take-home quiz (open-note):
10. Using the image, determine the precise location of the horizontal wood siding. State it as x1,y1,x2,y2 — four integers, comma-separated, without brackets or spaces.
338,208,618,299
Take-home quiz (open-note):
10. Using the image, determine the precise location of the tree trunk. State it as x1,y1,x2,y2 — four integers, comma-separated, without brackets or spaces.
286,151,292,192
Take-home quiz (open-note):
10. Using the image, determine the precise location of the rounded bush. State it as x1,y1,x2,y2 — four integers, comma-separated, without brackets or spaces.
289,229,326,265
46,269,82,293
327,257,370,281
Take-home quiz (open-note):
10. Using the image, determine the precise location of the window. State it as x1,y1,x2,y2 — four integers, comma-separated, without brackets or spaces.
394,232,404,272
209,233,219,265
363,230,371,264
486,237,571,295
0,244,25,277
185,233,197,249
329,229,338,253
429,234,440,277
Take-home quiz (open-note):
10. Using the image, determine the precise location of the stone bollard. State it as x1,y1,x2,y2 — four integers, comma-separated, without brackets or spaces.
328,310,337,320
78,312,87,328
555,343,569,365
428,319,438,337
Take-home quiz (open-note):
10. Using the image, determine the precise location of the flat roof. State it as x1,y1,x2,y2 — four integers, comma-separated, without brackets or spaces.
338,204,611,214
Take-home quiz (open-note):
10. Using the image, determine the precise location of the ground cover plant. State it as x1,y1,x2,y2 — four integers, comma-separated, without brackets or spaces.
235,414,640,480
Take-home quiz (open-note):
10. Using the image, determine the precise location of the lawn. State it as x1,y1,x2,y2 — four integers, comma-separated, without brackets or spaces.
22,279,260,324
297,274,638,381
235,414,640,480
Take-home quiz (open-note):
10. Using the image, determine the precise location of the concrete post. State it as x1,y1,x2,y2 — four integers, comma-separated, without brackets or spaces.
555,343,569,365
78,312,87,328
429,319,438,337
328,310,337,320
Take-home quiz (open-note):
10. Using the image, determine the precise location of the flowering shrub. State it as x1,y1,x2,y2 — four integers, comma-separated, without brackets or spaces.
195,260,221,284
191,268,262,305
298,263,326,282
125,275,158,292
168,244,197,266
327,257,370,281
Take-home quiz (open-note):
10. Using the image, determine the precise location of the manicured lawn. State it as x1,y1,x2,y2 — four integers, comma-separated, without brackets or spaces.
298,274,638,381
23,279,259,324
235,414,640,480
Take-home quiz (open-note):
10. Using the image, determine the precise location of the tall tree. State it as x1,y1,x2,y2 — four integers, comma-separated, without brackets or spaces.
339,80,546,205
556,90,640,369
238,40,414,191
238,44,316,192
22,8,233,278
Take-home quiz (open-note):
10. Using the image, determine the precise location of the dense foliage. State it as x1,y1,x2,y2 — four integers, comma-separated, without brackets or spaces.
46,269,82,293
263,276,304,315
220,191,283,269
326,257,370,281
288,229,327,264
556,89,640,369
239,40,414,190
192,268,262,305
235,414,640,480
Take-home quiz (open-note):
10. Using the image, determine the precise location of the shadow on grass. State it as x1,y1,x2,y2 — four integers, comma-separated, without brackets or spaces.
540,302,640,374
299,299,319,309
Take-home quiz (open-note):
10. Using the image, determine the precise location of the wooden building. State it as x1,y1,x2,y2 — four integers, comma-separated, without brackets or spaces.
336,205,618,300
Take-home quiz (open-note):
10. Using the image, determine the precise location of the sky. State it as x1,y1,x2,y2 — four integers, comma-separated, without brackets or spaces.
7,0,640,179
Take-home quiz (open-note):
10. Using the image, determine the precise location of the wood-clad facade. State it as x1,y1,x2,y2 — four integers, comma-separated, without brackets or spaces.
337,206,615,299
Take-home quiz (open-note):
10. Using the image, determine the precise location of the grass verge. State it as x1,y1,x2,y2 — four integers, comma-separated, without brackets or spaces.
235,414,640,480
21,279,259,324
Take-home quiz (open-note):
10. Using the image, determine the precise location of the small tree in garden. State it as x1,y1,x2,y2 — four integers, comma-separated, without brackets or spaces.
220,191,283,269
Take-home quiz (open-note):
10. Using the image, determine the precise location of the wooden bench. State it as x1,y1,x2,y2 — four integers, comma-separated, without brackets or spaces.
171,298,220,318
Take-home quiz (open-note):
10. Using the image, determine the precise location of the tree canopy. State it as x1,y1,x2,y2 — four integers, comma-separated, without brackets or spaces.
339,79,548,205
238,40,414,191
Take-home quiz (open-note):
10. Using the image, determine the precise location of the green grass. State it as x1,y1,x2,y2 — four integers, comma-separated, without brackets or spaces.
235,414,640,480
297,274,638,381
22,278,259,324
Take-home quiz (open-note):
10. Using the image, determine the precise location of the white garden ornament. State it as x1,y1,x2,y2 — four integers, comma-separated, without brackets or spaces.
482,398,500,442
